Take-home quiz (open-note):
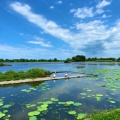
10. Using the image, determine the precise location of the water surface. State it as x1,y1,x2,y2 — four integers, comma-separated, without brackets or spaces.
0,62,120,120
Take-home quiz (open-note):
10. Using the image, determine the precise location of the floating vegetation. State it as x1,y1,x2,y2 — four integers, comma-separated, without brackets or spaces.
68,110,76,115
81,93,87,96
73,102,82,106
26,104,36,108
2,104,13,109
58,102,65,105
29,116,37,120
28,111,40,116
64,101,74,107
109,101,116,104
0,112,5,118
1,66,120,120
51,98,59,102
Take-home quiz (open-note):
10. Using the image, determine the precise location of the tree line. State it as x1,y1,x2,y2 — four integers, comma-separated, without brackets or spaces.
64,55,120,63
0,58,63,62
0,55,120,63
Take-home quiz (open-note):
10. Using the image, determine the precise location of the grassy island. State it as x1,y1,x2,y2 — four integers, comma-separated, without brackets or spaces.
0,68,51,82
0,62,11,66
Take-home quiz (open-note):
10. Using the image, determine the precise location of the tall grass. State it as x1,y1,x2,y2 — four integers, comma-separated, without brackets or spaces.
88,108,120,120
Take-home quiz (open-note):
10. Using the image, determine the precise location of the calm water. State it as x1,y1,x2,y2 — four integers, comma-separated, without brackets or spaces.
0,62,120,120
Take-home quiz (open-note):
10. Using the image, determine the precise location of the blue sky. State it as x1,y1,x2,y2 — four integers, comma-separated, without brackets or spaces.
0,0,120,59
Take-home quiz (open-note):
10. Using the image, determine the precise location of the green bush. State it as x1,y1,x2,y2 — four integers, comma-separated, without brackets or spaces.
5,70,19,81
0,72,6,81
26,68,46,78
17,71,27,79
0,68,51,81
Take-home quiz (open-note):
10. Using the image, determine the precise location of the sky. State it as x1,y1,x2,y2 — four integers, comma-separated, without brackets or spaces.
0,0,120,59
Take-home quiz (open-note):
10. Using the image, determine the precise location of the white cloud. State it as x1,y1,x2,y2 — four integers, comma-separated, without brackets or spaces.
0,44,74,59
96,9,104,14
19,33,24,36
57,1,62,4
96,0,111,15
10,2,120,58
70,7,94,19
70,0,111,18
10,2,73,43
102,14,112,18
96,0,111,9
27,36,53,47
50,6,54,9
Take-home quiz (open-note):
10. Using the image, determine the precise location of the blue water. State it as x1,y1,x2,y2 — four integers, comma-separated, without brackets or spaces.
0,62,120,120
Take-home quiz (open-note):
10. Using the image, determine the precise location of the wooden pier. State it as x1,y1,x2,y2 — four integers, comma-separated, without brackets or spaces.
0,74,95,86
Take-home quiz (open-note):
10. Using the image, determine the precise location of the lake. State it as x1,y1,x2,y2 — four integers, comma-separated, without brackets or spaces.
0,62,120,120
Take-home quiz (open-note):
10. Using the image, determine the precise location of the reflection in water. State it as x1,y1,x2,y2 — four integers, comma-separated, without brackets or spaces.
0,62,120,120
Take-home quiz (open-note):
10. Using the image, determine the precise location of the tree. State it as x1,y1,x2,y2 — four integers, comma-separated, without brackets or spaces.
72,55,86,62
53,58,58,62
64,58,72,63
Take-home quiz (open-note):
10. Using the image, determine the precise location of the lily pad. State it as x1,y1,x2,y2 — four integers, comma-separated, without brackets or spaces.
81,93,87,96
26,104,36,108
41,104,48,108
73,102,82,106
28,111,40,116
86,89,92,92
29,116,37,120
96,94,103,97
68,110,76,115
58,102,65,105
66,101,74,105
0,102,3,106
43,101,53,104
51,98,59,102
2,104,12,109
95,97,101,101
37,107,47,111
0,112,5,118
110,100,116,104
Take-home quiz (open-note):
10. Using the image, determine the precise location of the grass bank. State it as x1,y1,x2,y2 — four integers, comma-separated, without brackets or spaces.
0,68,51,82
85,108,120,120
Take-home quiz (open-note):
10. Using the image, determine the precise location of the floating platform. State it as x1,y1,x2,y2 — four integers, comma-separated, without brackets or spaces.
0,74,96,86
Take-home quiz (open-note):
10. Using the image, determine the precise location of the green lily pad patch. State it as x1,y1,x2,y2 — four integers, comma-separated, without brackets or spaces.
37,107,47,111
51,98,59,102
0,112,5,118
29,116,37,120
81,93,87,96
43,101,53,104
68,110,76,115
40,104,48,108
109,101,116,104
2,104,12,109
0,102,3,106
26,104,36,108
30,88,37,91
95,97,102,101
86,89,92,92
28,111,40,116
96,94,103,97
73,102,82,106
58,102,65,105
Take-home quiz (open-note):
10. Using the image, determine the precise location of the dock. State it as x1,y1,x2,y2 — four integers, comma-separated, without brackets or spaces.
0,74,95,86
